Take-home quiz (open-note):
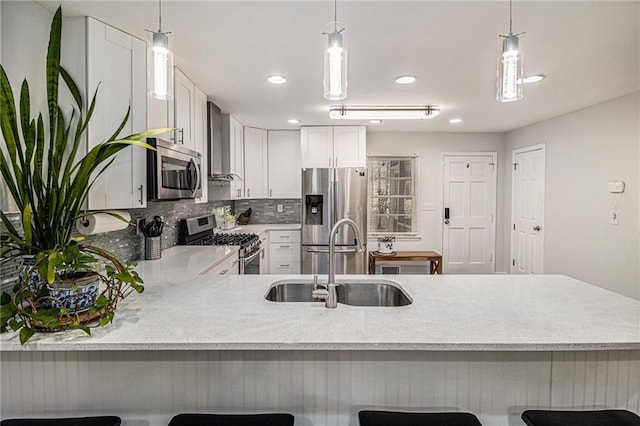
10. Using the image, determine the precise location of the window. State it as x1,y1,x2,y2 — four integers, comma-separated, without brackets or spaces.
368,156,418,236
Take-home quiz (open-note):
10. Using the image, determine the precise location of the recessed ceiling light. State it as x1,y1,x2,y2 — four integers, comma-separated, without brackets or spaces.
267,75,287,85
521,74,545,84
287,119,300,124
395,75,417,85
448,118,463,124
369,119,382,124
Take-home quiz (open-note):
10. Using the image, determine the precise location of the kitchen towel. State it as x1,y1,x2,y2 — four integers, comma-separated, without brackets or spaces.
76,210,131,235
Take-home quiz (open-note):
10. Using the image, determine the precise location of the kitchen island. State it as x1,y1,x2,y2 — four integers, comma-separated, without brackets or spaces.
1,246,639,426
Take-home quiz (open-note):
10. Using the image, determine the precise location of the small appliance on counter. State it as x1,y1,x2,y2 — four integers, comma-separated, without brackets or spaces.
178,214,261,274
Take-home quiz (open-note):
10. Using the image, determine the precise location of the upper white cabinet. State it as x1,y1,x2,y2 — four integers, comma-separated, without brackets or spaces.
243,127,268,199
268,131,301,199
62,17,147,209
220,114,245,200
301,126,366,168
174,68,195,150
194,87,208,203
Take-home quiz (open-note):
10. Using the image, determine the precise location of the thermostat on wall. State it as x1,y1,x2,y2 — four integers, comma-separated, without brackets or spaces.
608,181,625,193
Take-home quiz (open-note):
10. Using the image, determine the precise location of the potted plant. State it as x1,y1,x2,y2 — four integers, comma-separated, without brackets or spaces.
377,235,395,254
0,7,168,344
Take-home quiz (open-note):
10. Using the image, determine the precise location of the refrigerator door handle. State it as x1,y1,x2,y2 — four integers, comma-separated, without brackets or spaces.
307,247,359,254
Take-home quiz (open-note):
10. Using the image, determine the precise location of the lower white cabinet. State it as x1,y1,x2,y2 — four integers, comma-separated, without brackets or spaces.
205,255,239,277
268,230,300,274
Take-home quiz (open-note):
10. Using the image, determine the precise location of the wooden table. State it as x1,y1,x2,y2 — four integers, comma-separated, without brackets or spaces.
368,250,443,275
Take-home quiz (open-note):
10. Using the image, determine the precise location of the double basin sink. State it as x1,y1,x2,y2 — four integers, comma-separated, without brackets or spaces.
265,279,412,307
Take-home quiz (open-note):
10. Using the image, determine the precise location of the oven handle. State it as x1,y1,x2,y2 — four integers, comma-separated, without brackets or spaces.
244,247,262,264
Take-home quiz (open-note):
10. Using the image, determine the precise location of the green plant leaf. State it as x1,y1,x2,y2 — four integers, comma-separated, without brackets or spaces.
0,292,11,305
58,66,82,109
22,204,33,248
19,327,35,345
8,319,24,332
95,295,109,309
72,322,91,335
46,7,62,143
0,303,17,319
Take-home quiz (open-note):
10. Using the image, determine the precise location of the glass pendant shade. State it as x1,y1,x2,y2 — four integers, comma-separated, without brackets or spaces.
324,29,347,101
148,30,174,100
496,36,523,102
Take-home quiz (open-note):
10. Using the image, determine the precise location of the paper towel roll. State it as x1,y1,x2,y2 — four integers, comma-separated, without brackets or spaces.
76,211,131,235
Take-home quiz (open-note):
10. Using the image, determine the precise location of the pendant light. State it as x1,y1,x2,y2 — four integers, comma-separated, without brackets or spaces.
323,0,347,100
496,0,524,102
147,0,174,100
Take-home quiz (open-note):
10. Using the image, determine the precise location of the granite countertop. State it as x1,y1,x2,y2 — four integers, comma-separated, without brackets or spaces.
1,245,639,351
220,223,301,235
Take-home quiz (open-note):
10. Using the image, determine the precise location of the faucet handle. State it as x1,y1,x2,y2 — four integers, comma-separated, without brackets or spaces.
312,288,329,300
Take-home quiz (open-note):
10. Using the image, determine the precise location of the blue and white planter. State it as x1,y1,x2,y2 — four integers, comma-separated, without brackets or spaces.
47,273,100,313
19,255,46,293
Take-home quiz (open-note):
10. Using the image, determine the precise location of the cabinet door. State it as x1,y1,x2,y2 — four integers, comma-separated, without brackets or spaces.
194,87,208,203
333,126,366,167
174,68,195,149
243,127,268,199
268,131,301,198
229,116,245,200
86,18,147,209
301,127,333,168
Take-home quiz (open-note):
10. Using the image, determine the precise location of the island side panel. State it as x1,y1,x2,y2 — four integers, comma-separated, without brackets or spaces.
1,351,638,426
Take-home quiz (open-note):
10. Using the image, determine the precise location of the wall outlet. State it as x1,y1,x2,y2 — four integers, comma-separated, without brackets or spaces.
277,204,283,213
136,218,145,235
610,208,619,225
608,181,625,193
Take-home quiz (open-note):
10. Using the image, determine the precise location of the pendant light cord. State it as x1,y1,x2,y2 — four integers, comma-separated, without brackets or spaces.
509,0,513,35
334,0,337,33
158,0,162,32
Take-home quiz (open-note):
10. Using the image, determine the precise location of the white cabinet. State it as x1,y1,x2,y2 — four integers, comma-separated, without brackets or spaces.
174,68,196,150
243,127,268,199
204,255,239,277
268,230,300,274
194,87,208,203
301,126,366,168
268,131,301,199
62,17,147,209
219,115,245,200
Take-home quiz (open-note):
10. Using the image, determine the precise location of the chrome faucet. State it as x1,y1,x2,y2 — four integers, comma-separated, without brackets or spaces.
324,218,365,308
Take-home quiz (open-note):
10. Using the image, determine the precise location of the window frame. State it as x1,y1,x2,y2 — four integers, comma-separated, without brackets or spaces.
367,154,420,239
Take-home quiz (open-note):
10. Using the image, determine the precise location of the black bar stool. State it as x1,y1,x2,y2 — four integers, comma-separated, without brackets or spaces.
168,413,294,426
1,417,121,426
522,409,640,426
359,410,483,426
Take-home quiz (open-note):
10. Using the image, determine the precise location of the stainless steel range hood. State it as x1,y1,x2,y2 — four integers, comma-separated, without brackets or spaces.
207,101,239,181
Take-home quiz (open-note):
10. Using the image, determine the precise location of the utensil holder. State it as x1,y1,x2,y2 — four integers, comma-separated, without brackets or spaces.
145,236,162,260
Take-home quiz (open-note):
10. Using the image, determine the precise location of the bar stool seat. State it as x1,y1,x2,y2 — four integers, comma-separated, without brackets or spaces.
168,413,294,426
1,417,121,426
359,410,483,426
522,409,640,426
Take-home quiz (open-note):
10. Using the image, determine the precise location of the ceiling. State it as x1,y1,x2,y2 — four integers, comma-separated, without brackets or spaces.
36,0,639,133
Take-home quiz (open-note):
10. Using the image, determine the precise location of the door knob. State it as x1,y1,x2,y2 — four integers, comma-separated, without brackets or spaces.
533,225,542,231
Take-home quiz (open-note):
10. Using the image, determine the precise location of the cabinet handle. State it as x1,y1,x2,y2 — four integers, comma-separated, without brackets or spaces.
219,269,229,275
279,245,290,248
335,157,338,167
177,128,184,144
138,184,144,205
270,189,272,198
280,235,290,239
237,189,241,198
329,157,332,167
247,188,250,198
231,259,239,265
279,264,290,267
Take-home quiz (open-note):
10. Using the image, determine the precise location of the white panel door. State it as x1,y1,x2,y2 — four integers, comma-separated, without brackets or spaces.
511,145,546,274
86,19,146,209
301,127,333,168
174,68,195,150
268,130,301,198
333,126,366,167
243,127,268,199
442,154,497,273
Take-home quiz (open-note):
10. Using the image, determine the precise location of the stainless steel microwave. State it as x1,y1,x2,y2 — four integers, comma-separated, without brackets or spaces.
147,138,203,200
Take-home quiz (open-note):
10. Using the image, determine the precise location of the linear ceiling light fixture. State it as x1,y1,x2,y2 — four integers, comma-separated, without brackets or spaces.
323,0,347,100
496,0,525,102
147,0,174,100
329,105,440,120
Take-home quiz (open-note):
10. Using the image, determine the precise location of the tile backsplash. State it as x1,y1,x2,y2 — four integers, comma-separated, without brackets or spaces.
234,199,300,224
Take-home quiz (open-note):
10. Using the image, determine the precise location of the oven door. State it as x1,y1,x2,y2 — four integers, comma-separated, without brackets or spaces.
242,247,262,275
148,139,202,200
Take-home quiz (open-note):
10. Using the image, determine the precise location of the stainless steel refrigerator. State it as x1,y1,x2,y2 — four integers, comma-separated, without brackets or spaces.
301,168,368,274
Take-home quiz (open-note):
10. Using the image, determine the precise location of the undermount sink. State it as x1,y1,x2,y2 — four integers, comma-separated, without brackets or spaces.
265,279,413,307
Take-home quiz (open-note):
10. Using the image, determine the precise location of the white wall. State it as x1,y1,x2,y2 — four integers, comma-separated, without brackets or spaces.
366,132,508,272
0,1,53,213
505,92,640,299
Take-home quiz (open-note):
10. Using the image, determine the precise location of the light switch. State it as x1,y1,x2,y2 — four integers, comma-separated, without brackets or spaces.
608,181,625,193
421,202,438,211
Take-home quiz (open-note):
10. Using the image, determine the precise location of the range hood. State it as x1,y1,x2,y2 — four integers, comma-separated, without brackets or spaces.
207,101,239,182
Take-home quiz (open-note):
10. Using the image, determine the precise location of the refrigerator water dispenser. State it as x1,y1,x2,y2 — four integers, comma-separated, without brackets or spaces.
305,195,324,225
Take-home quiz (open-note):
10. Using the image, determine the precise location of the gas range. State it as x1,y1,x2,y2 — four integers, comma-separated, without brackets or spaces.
178,214,261,274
